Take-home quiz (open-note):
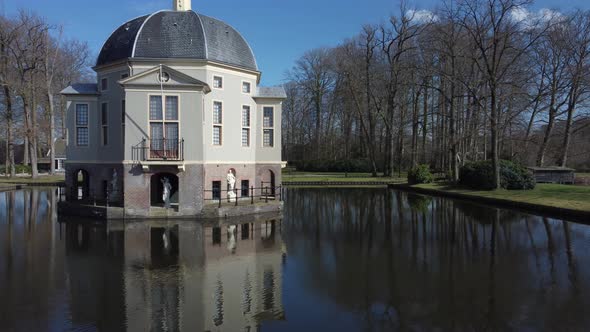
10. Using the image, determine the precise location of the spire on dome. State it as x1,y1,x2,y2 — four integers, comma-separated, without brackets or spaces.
173,0,191,11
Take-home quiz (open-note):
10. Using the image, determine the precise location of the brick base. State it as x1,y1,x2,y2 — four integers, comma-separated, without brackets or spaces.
65,162,282,218
65,163,124,204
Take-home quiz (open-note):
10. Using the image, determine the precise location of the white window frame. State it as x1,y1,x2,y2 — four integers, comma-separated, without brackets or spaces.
75,103,89,147
241,80,252,94
241,104,251,147
262,106,275,148
147,94,181,146
212,100,223,146
212,75,224,90
101,77,108,91
101,102,109,146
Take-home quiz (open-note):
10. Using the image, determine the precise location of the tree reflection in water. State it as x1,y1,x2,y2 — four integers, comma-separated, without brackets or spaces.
0,188,589,331
282,187,590,331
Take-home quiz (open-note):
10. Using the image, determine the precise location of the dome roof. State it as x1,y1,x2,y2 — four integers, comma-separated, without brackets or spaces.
96,10,258,71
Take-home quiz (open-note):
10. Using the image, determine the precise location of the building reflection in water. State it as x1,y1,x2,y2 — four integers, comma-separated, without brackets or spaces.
119,218,285,332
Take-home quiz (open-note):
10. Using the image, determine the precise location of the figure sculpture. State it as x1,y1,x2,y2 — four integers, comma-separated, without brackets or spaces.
162,177,172,209
109,169,119,201
227,170,237,202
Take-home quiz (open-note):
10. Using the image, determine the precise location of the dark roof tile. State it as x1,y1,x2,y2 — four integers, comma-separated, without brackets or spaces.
96,11,258,71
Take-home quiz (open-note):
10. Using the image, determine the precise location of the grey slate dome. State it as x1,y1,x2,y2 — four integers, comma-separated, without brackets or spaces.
96,10,258,71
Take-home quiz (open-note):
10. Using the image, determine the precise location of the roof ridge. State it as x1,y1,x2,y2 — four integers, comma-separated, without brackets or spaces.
131,10,165,58
194,12,209,60
96,14,149,66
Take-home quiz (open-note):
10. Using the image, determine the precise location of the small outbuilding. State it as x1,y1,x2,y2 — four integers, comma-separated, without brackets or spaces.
527,166,575,184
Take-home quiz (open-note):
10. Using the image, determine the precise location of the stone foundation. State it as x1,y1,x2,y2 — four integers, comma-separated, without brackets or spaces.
65,163,124,204
202,163,282,200
123,163,204,218
64,162,282,219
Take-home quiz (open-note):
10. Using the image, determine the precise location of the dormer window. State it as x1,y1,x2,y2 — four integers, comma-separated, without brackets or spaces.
242,81,251,94
213,75,223,89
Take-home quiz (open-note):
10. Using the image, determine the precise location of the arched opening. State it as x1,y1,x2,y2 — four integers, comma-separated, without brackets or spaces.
73,169,90,200
261,169,276,197
150,173,179,208
270,170,276,196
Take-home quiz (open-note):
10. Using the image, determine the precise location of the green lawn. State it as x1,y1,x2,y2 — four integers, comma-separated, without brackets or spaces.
0,174,65,184
414,182,590,212
282,171,406,183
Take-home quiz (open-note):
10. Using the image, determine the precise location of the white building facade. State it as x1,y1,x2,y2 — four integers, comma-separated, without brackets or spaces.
61,0,285,217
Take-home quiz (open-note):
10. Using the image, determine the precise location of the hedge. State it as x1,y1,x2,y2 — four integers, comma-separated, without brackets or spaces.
0,164,32,174
459,160,535,190
407,164,434,184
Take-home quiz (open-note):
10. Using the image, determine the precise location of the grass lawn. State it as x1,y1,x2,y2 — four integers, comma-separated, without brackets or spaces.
0,174,65,184
414,182,590,212
282,171,406,183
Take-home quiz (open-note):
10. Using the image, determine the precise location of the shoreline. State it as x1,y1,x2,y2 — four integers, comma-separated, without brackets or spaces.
389,183,590,224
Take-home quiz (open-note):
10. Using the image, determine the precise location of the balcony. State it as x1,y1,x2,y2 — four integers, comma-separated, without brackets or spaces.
132,138,185,163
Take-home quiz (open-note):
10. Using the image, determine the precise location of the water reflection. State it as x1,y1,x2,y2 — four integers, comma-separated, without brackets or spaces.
0,188,284,332
282,188,590,331
1,188,590,331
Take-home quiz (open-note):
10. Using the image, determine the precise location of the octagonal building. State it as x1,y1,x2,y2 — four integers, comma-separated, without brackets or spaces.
61,0,286,217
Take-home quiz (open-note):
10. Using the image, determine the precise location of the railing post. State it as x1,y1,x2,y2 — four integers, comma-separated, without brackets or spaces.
142,138,146,161
235,188,238,206
265,186,269,203
251,186,254,205
218,194,221,208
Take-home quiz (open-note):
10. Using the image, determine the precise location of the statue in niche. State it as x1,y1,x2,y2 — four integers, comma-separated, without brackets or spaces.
162,177,172,209
226,170,237,202
109,169,119,202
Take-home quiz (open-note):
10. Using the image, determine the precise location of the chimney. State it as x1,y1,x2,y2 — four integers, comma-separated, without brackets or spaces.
173,0,191,11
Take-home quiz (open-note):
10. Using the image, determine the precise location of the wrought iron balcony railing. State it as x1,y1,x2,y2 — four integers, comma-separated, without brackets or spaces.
132,138,184,162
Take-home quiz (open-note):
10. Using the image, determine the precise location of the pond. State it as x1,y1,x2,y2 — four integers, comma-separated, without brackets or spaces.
0,187,589,331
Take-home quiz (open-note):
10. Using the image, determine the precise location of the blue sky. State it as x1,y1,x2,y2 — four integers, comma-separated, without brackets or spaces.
4,0,590,86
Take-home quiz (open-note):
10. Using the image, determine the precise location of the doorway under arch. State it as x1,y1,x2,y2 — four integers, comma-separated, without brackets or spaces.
73,169,90,200
150,173,179,207
261,169,276,197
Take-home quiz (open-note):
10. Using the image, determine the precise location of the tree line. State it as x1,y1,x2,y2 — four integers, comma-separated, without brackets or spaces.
282,0,590,188
0,10,91,178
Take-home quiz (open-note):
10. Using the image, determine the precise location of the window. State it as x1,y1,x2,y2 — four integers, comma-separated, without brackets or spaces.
121,73,129,79
75,104,89,146
242,105,250,147
121,100,126,144
101,78,108,91
213,126,222,146
101,103,108,146
263,106,274,147
213,101,222,145
263,107,274,127
242,81,251,94
212,181,221,200
263,129,274,147
242,128,250,147
241,180,250,197
213,75,223,89
149,95,179,156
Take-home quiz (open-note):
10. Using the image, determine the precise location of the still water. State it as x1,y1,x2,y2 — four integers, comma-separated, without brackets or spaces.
0,187,589,331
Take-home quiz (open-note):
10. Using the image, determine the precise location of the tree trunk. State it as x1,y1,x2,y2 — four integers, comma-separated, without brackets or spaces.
2,85,15,177
490,88,500,189
48,90,56,174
